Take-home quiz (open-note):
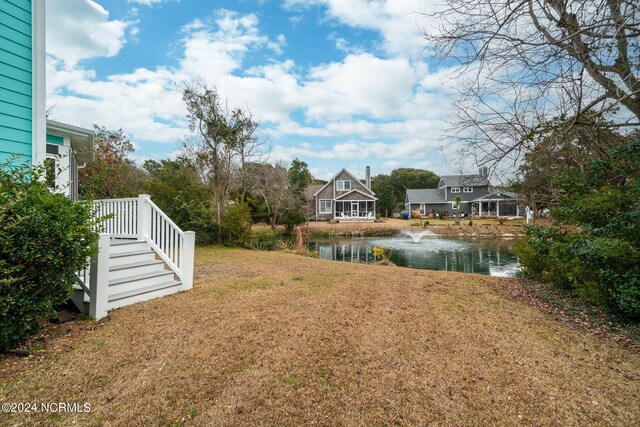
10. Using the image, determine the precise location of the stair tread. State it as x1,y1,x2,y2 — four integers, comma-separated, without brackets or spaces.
110,239,144,246
108,280,181,302
109,259,165,272
109,269,174,286
110,249,155,258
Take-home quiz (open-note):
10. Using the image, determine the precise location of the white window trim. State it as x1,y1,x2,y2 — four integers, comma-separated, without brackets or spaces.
319,199,332,214
450,186,461,193
463,186,473,193
336,180,351,191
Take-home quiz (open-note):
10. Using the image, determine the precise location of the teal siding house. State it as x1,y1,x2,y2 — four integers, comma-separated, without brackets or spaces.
0,0,93,197
1,0,196,320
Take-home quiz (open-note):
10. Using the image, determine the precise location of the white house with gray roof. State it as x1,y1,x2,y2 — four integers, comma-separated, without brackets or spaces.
405,168,520,217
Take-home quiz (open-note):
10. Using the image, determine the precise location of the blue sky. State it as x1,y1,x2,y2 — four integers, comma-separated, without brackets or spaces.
45,0,462,180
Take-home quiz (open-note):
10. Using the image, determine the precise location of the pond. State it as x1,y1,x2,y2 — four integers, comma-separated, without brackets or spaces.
308,230,521,277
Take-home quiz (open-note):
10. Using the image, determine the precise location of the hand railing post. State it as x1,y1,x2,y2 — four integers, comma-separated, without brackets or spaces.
137,194,151,240
89,233,110,319
181,231,196,291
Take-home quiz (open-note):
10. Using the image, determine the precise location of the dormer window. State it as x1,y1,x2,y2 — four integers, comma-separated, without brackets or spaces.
463,186,473,193
451,186,461,193
336,180,351,191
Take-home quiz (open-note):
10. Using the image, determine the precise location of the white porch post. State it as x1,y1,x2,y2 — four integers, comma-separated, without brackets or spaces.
497,200,500,217
137,194,151,240
89,233,110,319
516,205,520,216
479,201,483,217
181,231,196,291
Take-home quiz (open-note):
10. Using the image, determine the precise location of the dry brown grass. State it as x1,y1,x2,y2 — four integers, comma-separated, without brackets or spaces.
1,247,639,426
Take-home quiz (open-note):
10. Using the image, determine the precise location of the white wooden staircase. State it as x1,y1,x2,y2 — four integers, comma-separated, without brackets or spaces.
73,195,195,319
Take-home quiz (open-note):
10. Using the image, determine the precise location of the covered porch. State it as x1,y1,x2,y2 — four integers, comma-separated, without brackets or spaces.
335,200,376,221
472,195,521,217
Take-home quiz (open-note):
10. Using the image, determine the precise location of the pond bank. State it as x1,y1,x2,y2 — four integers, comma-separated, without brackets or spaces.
306,225,523,239
253,218,526,239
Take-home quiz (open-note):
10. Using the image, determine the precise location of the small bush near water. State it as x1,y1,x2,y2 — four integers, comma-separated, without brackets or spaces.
0,165,98,350
515,140,640,321
247,230,282,250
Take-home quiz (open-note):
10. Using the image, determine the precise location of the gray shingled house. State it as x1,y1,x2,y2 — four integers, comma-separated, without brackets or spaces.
309,167,377,221
404,168,520,217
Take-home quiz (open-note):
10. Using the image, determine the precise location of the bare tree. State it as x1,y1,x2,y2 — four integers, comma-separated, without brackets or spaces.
421,0,640,168
247,162,295,230
231,111,270,200
182,81,262,237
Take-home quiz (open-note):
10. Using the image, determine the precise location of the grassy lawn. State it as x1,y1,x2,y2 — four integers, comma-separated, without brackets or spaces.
2,247,639,426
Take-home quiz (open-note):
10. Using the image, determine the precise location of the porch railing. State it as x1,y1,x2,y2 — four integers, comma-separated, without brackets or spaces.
93,197,139,237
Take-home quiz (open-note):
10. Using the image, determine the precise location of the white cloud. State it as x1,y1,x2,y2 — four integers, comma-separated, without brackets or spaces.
283,0,438,58
302,53,415,121
47,4,458,172
46,0,132,66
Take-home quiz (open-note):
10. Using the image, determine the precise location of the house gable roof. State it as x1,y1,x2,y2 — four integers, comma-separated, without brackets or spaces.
335,188,378,201
471,189,517,202
312,168,375,197
405,189,446,204
305,184,323,200
439,174,490,188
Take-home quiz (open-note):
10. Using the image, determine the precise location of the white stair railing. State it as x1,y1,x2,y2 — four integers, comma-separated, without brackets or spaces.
137,194,195,291
75,195,195,316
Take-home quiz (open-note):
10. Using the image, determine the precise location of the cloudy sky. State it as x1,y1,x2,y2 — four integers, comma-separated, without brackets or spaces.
46,0,461,180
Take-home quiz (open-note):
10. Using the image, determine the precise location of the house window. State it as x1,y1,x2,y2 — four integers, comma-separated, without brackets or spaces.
319,200,332,214
451,186,461,193
44,158,57,188
336,180,351,191
463,186,473,193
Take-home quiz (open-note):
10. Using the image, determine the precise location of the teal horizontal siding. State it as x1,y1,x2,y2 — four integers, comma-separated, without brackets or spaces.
0,1,30,26
0,125,30,143
0,0,32,167
0,61,30,84
46,134,64,145
0,152,30,166
0,9,31,37
0,99,31,120
0,138,31,164
0,22,30,48
0,73,30,96
0,87,30,109
0,46,31,73
0,34,30,60
4,0,30,13
0,111,30,132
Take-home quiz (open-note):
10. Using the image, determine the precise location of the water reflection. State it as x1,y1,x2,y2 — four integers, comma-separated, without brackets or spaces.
308,236,520,277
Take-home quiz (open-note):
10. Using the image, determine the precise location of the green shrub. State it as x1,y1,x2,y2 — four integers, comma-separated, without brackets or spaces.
247,230,282,250
221,200,252,246
516,139,640,320
179,199,219,246
0,165,98,350
279,209,306,234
